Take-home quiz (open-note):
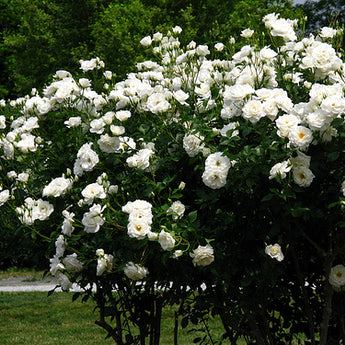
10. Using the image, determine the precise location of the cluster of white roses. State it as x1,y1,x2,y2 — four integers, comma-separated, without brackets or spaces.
1,12,345,290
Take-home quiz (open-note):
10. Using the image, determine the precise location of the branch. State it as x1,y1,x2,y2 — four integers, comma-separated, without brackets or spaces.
291,246,316,345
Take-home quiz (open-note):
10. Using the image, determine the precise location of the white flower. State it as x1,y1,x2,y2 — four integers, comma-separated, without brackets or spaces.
115,110,131,121
64,116,82,128
319,27,338,39
122,200,152,214
265,243,284,261
74,143,99,176
292,166,315,187
61,210,75,236
110,125,125,136
0,189,10,206
42,177,72,198
81,183,107,204
196,45,210,56
223,84,255,101
82,204,105,233
202,152,231,189
190,244,215,267
329,264,345,289
79,78,91,88
269,161,291,180
275,114,300,138
96,249,113,276
62,253,83,273
124,262,148,280
126,148,154,170
90,118,105,134
158,230,176,251
240,28,254,38
97,134,120,153
140,36,152,47
167,201,185,220
214,42,224,51
55,271,73,291
55,235,66,258
183,133,205,157
288,126,313,150
173,90,189,105
127,219,151,239
242,99,265,123
146,93,171,114
173,250,183,259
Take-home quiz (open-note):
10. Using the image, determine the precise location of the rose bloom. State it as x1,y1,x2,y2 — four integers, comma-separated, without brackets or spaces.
81,182,106,204
61,210,75,236
128,208,153,225
140,36,152,47
56,271,73,291
97,134,120,153
167,200,185,220
62,253,83,273
275,114,300,138
127,219,151,239
122,199,152,214
124,262,148,280
158,230,176,251
223,84,255,101
126,148,154,170
292,165,315,187
205,152,231,172
214,42,224,51
202,167,228,189
96,249,114,276
269,161,291,180
265,243,284,262
64,116,82,128
190,244,215,267
42,177,73,198
329,264,345,289
240,28,254,38
90,118,105,134
115,110,131,121
183,133,205,157
82,204,105,233
288,125,313,150
0,189,10,206
146,93,171,114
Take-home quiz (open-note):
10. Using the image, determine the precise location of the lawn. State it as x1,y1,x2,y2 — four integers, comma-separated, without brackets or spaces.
0,291,225,345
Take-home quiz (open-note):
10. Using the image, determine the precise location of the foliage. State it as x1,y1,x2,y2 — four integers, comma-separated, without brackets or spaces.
1,9,345,345
0,0,303,99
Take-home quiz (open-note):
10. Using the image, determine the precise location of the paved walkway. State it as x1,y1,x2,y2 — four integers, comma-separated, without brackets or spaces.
0,275,83,292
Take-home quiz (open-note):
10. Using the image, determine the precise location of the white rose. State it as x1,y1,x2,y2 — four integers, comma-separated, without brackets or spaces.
183,133,205,157
140,36,152,47
329,264,345,289
167,201,185,220
269,161,291,180
240,28,254,38
190,244,215,267
127,220,151,239
62,253,83,273
97,134,120,153
82,204,105,233
242,100,265,123
81,183,106,204
158,230,176,251
265,243,284,261
42,177,72,198
124,262,148,280
292,165,315,187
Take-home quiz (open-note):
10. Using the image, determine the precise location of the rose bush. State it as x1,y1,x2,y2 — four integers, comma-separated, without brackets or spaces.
1,12,345,344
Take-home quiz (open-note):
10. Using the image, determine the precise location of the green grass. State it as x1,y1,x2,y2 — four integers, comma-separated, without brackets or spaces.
0,291,225,345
